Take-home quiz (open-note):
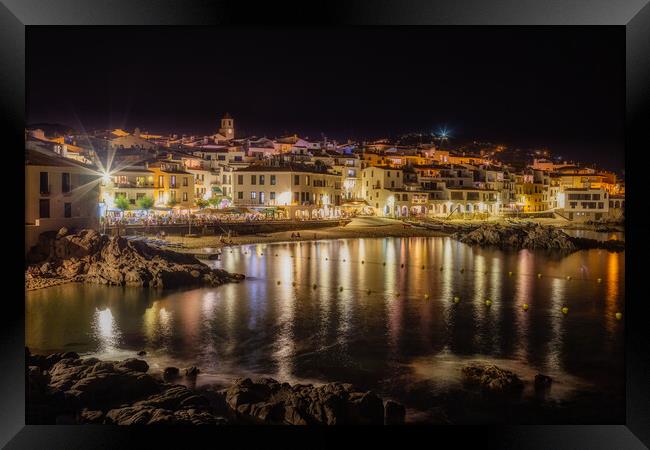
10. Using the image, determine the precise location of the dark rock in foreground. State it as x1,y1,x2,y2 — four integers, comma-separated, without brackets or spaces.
25,228,244,290
26,349,404,425
461,363,525,395
222,377,387,425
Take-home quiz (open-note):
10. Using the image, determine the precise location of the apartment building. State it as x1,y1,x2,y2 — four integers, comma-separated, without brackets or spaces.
558,187,610,222
148,161,195,208
231,163,343,219
25,145,100,254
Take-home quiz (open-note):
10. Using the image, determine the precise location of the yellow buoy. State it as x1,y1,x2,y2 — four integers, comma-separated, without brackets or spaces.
485,299,492,307
615,312,622,320
597,278,602,283
523,303,529,311
508,271,513,276
561,306,569,315
424,294,429,299
566,276,571,281
537,273,542,278
453,296,460,303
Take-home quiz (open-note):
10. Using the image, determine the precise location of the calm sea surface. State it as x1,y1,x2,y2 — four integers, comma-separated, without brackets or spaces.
26,237,625,423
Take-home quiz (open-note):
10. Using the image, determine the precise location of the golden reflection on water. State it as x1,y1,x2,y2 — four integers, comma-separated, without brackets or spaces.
91,307,121,353
26,237,624,407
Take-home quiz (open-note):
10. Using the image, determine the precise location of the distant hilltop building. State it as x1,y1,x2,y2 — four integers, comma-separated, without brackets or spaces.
215,113,234,141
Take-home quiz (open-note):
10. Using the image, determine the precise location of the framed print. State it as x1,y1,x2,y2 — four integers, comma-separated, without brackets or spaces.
2,0,649,448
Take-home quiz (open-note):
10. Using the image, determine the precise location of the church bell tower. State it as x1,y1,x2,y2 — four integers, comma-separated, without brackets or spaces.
219,113,234,140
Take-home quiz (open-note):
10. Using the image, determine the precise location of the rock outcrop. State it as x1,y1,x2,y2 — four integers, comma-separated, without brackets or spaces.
452,223,624,252
25,228,244,290
26,350,404,426
453,224,577,251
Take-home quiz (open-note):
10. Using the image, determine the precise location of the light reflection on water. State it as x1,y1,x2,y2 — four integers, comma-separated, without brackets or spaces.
26,237,624,420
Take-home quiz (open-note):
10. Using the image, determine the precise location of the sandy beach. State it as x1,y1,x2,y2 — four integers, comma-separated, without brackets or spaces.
163,217,452,250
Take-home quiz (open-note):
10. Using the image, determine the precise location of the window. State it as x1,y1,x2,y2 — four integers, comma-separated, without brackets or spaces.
294,175,300,185
170,191,177,201
183,192,188,202
158,175,164,188
251,175,257,185
39,172,49,194
306,176,310,186
260,192,265,203
270,175,276,185
238,175,244,184
237,191,243,199
170,176,177,188
270,192,276,200
598,202,604,209
64,202,72,218
183,177,188,187
62,173,71,193
259,175,265,185
251,192,257,199
294,192,300,202
387,171,391,177
39,199,50,218
158,191,164,202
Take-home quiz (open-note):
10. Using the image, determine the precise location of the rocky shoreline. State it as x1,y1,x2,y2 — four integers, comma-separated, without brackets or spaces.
27,350,406,425
452,223,625,252
25,228,244,291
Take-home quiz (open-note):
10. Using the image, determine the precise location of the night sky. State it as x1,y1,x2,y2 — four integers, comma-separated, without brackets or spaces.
27,27,625,171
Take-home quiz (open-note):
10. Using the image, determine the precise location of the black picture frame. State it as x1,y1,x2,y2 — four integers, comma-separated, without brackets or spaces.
4,0,650,447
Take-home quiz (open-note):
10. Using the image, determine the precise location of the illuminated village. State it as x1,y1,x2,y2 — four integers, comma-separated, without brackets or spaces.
25,113,625,252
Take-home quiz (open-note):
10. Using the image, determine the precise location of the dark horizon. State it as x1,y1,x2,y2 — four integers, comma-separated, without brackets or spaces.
27,27,625,172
